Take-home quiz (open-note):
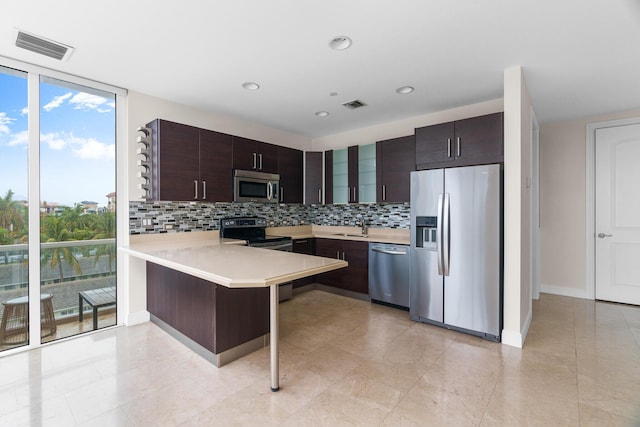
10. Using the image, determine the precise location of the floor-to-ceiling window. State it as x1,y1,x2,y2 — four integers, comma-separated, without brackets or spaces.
0,66,29,351
0,61,121,353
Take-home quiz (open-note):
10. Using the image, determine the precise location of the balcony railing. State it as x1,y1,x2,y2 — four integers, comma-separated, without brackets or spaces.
0,239,116,319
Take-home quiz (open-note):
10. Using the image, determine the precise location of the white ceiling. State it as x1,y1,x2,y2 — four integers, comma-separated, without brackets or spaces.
2,0,640,138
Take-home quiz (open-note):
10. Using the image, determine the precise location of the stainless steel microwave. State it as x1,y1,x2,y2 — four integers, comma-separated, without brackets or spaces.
233,169,280,203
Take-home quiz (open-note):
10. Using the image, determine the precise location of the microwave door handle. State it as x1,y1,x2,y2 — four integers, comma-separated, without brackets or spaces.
267,182,273,200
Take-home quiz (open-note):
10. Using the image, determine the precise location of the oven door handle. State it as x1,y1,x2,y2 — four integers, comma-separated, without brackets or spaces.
255,242,292,251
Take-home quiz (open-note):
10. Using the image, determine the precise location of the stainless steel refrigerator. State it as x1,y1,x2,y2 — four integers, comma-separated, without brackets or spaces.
410,164,502,342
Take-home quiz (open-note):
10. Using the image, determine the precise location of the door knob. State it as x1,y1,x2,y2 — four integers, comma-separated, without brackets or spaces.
597,233,612,239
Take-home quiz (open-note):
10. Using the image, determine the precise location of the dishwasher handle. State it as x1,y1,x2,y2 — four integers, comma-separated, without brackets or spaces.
371,247,407,255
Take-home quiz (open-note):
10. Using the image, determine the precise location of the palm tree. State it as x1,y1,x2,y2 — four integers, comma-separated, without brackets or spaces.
40,215,82,282
91,212,116,273
0,189,25,232
0,227,11,264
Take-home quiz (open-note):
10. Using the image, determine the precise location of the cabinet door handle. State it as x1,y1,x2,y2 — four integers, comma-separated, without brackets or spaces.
280,187,284,202
447,138,452,158
259,153,263,170
194,180,198,199
457,137,461,157
202,181,207,200
252,152,257,169
352,187,356,202
318,188,322,203
336,251,340,259
297,240,308,244
342,251,346,260
382,184,386,201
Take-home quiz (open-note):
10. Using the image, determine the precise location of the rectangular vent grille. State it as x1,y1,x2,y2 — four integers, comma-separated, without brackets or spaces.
15,31,71,61
342,99,367,110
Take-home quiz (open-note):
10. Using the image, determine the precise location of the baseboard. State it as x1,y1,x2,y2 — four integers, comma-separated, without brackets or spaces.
541,284,588,299
125,310,150,326
501,308,532,349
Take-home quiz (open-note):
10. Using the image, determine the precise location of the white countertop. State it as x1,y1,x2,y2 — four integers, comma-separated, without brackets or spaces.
120,236,347,288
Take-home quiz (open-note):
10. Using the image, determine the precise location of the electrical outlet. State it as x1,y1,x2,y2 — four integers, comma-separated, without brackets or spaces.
163,223,174,230
142,218,152,227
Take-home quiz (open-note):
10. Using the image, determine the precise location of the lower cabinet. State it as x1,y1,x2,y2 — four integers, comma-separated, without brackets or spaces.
146,262,269,354
315,238,368,294
292,238,315,288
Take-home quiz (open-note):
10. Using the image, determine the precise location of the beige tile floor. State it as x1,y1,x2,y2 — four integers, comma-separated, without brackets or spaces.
0,290,639,426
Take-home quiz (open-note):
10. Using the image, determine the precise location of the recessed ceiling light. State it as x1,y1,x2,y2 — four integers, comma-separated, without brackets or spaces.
242,82,260,90
329,92,338,97
329,36,352,50
315,111,329,117
396,86,415,94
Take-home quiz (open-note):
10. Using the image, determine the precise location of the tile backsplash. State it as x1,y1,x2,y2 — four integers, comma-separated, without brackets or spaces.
129,201,410,234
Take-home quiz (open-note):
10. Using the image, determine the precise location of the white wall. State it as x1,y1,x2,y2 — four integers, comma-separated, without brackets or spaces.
539,108,640,298
502,66,533,348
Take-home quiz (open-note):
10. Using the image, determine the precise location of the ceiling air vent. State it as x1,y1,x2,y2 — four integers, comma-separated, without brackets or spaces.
15,30,74,61
342,99,367,110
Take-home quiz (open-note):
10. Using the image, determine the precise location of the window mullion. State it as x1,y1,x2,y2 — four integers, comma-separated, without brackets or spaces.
27,73,41,347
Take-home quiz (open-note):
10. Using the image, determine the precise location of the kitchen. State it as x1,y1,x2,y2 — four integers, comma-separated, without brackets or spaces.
1,1,640,425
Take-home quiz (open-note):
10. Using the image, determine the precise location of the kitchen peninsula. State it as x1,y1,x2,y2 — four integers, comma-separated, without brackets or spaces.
121,231,347,391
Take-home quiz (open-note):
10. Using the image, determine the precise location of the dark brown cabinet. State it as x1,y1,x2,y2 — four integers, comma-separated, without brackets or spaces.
146,262,269,354
232,136,278,173
148,119,233,202
348,145,359,203
315,238,368,294
277,146,303,203
305,152,323,205
376,135,415,203
324,150,333,204
200,128,233,202
292,238,315,288
415,112,503,170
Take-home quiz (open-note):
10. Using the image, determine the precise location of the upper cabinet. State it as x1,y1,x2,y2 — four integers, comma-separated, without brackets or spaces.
147,119,232,202
376,135,415,203
305,152,323,205
277,146,303,203
415,112,504,170
232,136,278,173
358,143,376,203
325,144,376,204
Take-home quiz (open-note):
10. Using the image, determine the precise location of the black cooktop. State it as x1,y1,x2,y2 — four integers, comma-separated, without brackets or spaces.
220,217,291,245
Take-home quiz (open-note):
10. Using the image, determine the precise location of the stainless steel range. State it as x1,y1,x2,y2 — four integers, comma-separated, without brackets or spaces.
220,217,293,301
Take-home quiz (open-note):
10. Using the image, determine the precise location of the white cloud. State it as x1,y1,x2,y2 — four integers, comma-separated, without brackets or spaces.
69,92,110,111
43,92,73,112
71,137,114,159
0,112,15,134
21,107,28,116
41,132,67,150
7,130,28,147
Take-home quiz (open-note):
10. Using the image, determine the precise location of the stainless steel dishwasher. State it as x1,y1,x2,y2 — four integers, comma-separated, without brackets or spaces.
368,243,410,309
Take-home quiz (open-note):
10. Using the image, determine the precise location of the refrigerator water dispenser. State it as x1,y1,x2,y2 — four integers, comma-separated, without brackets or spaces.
416,216,437,250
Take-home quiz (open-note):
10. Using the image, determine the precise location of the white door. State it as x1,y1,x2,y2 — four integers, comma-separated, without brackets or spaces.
595,124,640,305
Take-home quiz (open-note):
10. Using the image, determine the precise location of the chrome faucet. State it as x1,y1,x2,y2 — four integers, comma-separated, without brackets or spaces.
360,220,368,236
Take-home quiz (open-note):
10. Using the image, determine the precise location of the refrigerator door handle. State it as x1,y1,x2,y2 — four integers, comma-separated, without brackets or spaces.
443,193,451,276
437,193,444,275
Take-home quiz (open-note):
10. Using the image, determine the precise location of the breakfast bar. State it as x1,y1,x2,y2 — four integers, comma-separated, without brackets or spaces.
120,236,347,391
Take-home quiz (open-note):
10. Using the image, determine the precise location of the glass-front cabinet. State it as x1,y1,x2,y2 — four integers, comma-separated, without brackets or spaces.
358,143,376,203
331,144,376,204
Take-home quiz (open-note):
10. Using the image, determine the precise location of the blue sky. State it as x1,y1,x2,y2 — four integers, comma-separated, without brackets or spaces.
0,69,115,208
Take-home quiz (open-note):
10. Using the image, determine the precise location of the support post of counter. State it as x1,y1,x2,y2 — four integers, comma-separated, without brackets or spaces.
270,284,279,392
